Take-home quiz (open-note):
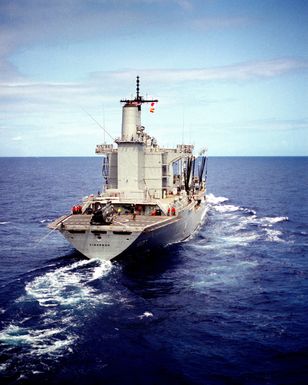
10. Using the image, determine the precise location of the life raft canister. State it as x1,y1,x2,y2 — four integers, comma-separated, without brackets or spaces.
171,206,176,216
72,205,82,214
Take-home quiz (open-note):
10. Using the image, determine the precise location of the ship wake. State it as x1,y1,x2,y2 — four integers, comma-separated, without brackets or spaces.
0,259,113,379
181,193,290,292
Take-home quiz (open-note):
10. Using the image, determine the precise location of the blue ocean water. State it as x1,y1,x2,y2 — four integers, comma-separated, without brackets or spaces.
0,157,307,385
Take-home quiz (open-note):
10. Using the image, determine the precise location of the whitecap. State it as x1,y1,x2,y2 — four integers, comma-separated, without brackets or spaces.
1,259,114,360
214,204,240,213
0,322,77,358
264,228,285,242
32,334,76,356
259,216,288,227
0,363,8,372
194,258,259,289
240,208,257,215
206,193,229,205
237,260,259,268
219,232,260,247
24,259,113,308
90,260,112,281
39,218,53,224
0,221,9,225
0,325,34,346
139,311,153,319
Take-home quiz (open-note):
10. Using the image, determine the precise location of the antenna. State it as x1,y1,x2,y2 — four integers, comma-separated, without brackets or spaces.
102,104,106,143
136,75,140,100
182,106,185,145
81,107,115,142
120,76,158,105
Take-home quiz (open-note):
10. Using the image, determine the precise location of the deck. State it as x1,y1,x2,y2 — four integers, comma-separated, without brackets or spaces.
49,213,176,232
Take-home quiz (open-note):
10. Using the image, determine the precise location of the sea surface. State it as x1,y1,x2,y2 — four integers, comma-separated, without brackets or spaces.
0,157,307,385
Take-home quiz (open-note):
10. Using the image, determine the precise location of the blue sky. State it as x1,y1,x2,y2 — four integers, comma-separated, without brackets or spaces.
0,0,307,156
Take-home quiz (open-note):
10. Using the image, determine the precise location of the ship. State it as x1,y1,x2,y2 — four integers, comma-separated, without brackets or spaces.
49,77,208,261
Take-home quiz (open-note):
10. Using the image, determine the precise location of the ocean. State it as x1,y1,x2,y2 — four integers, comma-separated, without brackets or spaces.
0,157,307,385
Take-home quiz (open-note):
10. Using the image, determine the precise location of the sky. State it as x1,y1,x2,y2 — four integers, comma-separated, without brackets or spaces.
0,0,307,156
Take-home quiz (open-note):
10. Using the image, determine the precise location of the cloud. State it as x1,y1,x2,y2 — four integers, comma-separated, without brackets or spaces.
107,58,308,82
0,0,249,81
245,118,308,132
191,16,250,30
0,0,193,54
0,1,147,80
1,58,306,116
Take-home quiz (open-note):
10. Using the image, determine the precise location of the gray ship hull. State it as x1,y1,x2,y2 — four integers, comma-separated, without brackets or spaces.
123,201,208,257
51,199,207,261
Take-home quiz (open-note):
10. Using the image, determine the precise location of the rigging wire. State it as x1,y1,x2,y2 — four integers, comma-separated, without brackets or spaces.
81,107,115,143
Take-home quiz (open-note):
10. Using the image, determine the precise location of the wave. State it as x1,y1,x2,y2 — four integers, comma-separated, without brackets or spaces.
193,259,259,289
213,204,242,213
259,216,288,226
206,193,229,205
207,194,256,217
138,311,154,319
39,219,52,224
0,259,113,362
24,259,112,307
264,228,285,243
203,193,289,245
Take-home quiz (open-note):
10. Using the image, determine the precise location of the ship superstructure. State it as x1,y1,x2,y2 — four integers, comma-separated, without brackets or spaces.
49,77,208,260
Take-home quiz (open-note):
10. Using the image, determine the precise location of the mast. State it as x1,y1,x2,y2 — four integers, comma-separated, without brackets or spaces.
119,76,158,142
120,76,158,108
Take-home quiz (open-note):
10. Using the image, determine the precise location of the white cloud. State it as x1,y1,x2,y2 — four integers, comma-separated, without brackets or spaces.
108,58,308,82
0,58,306,117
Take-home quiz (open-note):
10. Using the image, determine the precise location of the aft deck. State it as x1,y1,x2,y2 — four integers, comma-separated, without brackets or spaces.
49,213,177,233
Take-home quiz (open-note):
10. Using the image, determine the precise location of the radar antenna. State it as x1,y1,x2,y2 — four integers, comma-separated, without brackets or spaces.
120,76,158,109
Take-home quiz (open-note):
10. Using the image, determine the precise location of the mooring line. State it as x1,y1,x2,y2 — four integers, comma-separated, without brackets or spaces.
34,216,70,248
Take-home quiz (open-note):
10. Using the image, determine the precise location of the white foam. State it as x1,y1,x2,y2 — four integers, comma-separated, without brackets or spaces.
0,221,9,225
240,207,257,215
139,311,153,319
221,232,260,247
264,228,285,242
214,204,241,213
90,260,112,281
0,325,32,345
0,323,77,358
262,216,288,225
206,193,229,205
206,194,257,217
33,334,76,355
25,259,112,307
40,218,53,223
0,363,8,372
194,258,259,289
0,259,114,360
